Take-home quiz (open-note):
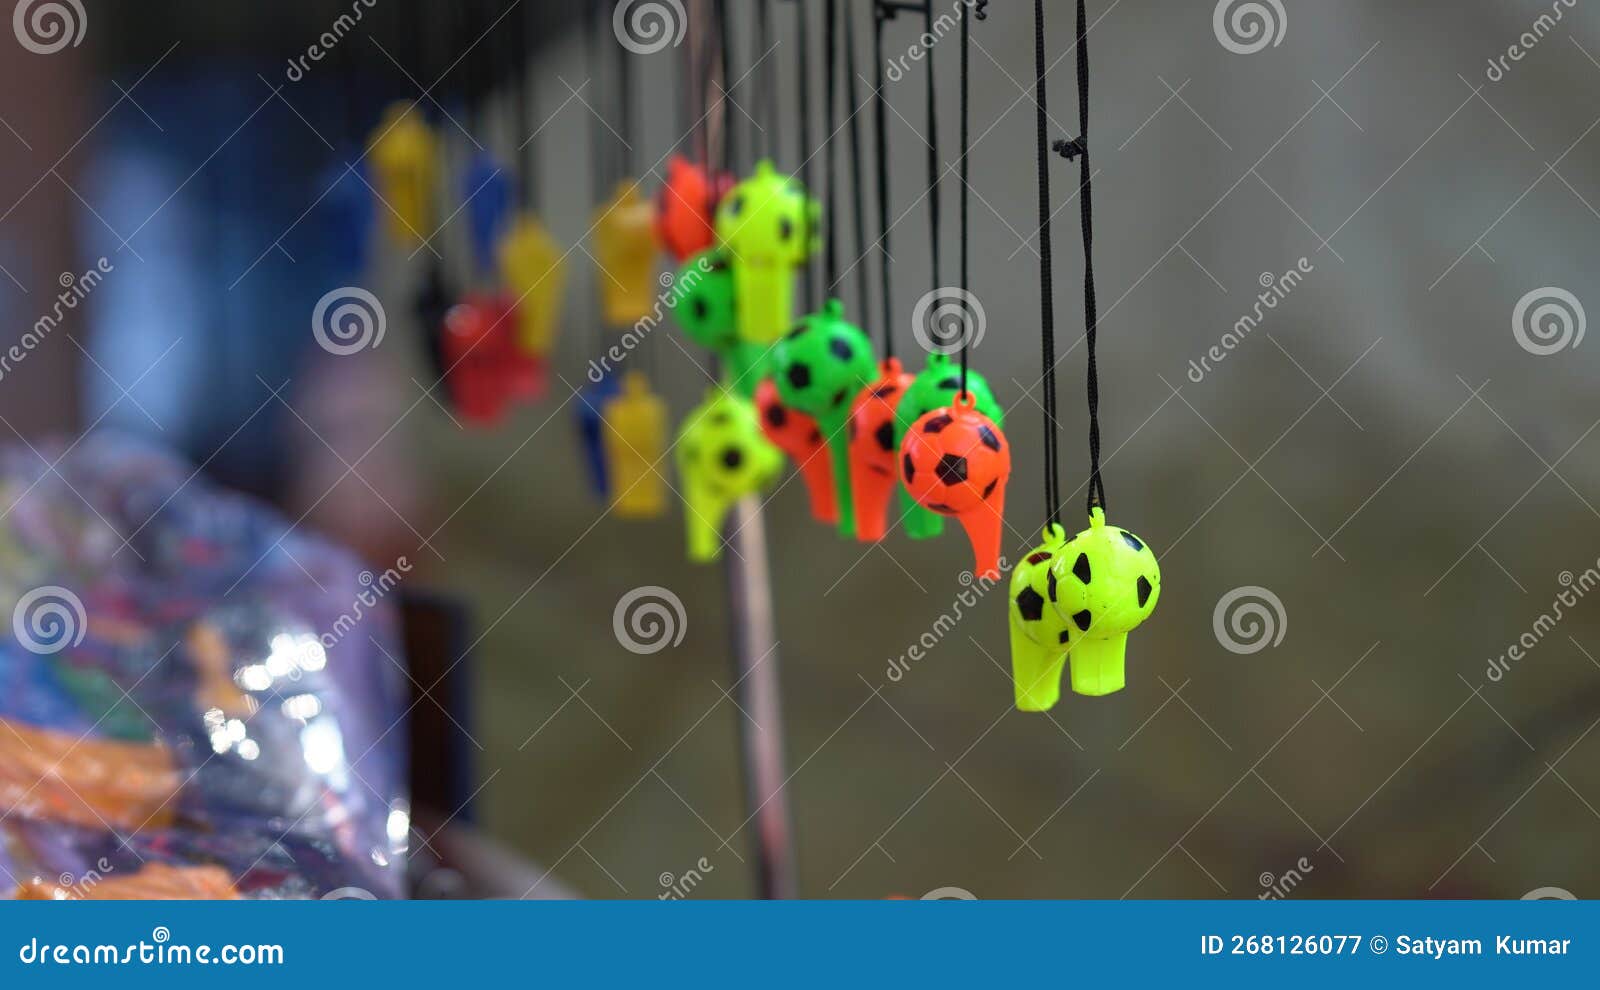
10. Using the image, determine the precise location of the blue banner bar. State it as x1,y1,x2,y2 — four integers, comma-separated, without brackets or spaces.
0,900,1590,986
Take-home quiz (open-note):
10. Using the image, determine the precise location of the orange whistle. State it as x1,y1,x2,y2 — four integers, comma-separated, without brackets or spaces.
756,377,836,525
655,155,733,262
898,394,1011,580
846,358,915,542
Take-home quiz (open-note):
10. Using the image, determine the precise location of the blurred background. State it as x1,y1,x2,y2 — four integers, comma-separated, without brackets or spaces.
1,0,1598,898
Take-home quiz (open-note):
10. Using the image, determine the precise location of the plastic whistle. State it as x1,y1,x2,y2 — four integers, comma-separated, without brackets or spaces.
898,393,1011,581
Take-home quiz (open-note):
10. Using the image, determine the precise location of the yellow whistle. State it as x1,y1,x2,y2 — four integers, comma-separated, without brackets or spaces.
497,212,567,356
593,180,658,327
367,102,438,247
603,372,669,519
675,388,784,562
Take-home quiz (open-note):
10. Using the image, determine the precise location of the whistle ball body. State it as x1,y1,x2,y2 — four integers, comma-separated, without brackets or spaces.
714,160,821,344
899,399,1010,580
577,371,623,498
1050,508,1162,699
318,154,375,278
1008,525,1084,712
846,359,916,542
497,212,567,360
368,103,438,247
464,154,513,274
894,355,1005,540
668,251,737,353
441,294,521,426
756,378,837,525
675,390,785,562
771,300,878,535
655,156,734,262
595,181,660,326
603,372,669,519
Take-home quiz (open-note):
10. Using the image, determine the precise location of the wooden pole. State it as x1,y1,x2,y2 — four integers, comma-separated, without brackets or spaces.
723,497,798,899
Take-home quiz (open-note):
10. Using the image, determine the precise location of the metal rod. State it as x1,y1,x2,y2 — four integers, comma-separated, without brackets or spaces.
723,498,797,899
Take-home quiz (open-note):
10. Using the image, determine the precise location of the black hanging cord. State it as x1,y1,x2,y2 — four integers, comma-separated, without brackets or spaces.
714,0,737,173
871,2,894,361
617,24,635,178
1050,0,1104,512
843,0,870,322
958,1,970,394
822,0,838,289
1034,0,1061,529
793,0,816,304
694,0,717,167
585,1,604,191
922,0,940,293
518,0,538,207
757,0,776,161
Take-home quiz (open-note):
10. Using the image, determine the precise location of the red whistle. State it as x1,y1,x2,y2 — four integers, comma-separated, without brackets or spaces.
845,358,916,542
442,293,523,426
899,393,1011,580
655,156,734,262
756,377,837,525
